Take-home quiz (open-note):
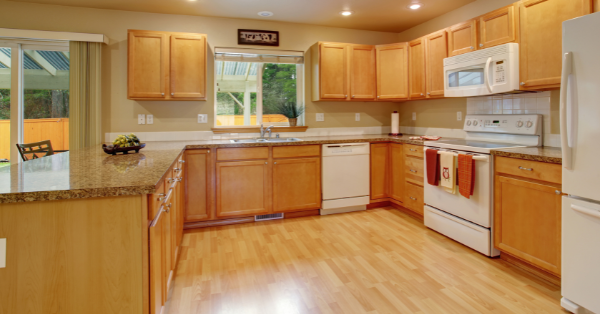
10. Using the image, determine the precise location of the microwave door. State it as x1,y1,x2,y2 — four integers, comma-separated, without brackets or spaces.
445,64,489,97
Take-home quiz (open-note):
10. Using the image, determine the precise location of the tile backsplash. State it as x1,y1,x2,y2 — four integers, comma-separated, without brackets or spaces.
466,91,551,134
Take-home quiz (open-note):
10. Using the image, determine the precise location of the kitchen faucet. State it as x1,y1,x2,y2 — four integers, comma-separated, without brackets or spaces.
260,124,274,139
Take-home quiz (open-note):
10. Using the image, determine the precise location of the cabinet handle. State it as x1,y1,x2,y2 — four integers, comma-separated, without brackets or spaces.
410,169,417,173
520,82,525,86
165,203,172,213
265,162,268,164
174,168,181,172
518,166,533,171
157,193,166,201
377,96,380,99
410,197,417,201
167,178,175,183
470,46,474,49
161,93,164,96
345,95,348,98
480,44,483,47
179,160,186,163
427,92,431,95
352,95,356,98
274,162,277,165
555,190,562,195
410,149,417,152
420,93,424,96
171,93,174,96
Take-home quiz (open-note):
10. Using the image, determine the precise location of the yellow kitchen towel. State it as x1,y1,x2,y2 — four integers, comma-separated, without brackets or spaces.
439,151,456,194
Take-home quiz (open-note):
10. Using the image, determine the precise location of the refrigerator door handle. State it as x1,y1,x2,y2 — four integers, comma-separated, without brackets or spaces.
571,204,600,220
560,52,573,170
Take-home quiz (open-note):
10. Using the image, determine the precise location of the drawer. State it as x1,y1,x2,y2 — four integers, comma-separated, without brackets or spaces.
217,147,269,161
404,182,424,215
405,156,424,186
273,145,320,158
149,183,165,219
495,156,561,184
404,144,424,159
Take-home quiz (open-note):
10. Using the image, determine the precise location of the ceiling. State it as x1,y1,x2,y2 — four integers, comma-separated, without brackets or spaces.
7,0,476,32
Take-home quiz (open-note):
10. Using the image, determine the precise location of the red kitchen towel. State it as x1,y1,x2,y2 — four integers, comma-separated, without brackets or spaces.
458,154,476,198
426,148,440,186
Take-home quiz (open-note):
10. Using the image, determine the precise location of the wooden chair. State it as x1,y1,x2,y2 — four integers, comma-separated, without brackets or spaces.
16,140,68,162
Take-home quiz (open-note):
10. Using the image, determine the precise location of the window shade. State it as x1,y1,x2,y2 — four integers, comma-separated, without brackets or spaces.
215,48,304,64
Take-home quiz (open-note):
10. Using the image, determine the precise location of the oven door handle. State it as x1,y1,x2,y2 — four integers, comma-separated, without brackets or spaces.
426,148,490,163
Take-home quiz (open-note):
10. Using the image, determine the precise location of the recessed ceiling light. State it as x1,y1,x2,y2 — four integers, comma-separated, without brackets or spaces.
257,11,274,17
408,3,422,10
339,10,354,16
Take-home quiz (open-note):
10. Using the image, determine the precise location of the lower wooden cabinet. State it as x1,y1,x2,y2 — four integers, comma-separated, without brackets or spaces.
370,143,390,201
216,160,270,218
404,182,425,216
389,144,405,202
494,156,562,276
273,157,321,212
184,149,211,222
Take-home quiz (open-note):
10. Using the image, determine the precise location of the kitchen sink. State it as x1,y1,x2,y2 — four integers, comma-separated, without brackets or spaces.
229,138,303,143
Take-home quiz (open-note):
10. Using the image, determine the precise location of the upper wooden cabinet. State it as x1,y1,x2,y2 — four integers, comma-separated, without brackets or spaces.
425,30,448,99
128,29,207,101
479,4,519,49
519,0,592,90
349,44,377,100
376,43,409,101
408,38,426,100
447,19,478,56
311,42,376,101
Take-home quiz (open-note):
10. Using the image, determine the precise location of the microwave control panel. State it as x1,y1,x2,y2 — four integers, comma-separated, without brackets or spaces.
494,60,506,84
464,114,541,135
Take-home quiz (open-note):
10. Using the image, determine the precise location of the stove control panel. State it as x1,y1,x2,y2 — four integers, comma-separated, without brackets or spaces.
463,114,542,135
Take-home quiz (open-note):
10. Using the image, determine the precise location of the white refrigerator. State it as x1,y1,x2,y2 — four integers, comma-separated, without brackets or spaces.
560,12,600,314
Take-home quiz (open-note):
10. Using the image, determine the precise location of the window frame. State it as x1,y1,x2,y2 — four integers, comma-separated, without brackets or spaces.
212,49,305,131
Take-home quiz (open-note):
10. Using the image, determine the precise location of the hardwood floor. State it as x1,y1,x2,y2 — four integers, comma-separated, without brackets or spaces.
165,208,565,314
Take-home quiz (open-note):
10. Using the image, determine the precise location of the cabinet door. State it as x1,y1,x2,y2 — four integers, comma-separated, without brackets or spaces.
494,175,562,275
170,34,206,99
273,157,321,212
319,43,348,100
447,20,478,56
370,143,390,201
184,149,211,222
408,38,426,100
161,188,173,297
128,30,168,99
404,182,424,216
349,44,376,100
376,43,409,100
425,30,448,98
390,144,405,202
479,4,518,49
149,204,164,314
519,0,592,90
216,160,270,217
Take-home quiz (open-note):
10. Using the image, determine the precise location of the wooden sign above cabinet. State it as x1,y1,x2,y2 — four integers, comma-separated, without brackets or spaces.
127,29,207,101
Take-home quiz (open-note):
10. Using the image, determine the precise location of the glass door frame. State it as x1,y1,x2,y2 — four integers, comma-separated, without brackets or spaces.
0,40,68,163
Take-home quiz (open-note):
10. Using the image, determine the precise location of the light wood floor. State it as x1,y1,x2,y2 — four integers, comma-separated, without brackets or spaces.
165,208,566,314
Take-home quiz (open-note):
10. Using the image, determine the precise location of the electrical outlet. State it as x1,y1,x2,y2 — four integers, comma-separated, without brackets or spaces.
146,115,154,124
355,113,360,121
316,113,324,122
138,114,146,125
457,112,462,121
412,112,417,121
0,238,6,268
198,114,208,123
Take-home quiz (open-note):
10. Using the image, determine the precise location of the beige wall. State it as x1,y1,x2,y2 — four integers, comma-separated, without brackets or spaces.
0,1,402,134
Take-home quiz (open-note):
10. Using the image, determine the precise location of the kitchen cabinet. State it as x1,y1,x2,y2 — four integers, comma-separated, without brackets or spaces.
403,144,425,216
184,149,212,222
519,0,592,90
149,183,165,314
311,42,376,101
128,29,207,100
424,30,448,99
494,156,562,276
479,4,518,49
376,43,409,100
447,19,478,56
370,143,390,201
216,160,270,218
389,144,405,202
273,157,321,212
408,38,426,100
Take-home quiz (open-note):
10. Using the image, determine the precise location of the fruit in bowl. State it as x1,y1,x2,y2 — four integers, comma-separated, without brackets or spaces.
113,133,141,148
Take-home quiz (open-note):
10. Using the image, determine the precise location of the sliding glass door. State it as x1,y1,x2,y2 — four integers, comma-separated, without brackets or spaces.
0,47,10,164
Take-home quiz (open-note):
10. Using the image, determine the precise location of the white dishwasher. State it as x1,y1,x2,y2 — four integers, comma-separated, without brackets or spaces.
321,143,370,215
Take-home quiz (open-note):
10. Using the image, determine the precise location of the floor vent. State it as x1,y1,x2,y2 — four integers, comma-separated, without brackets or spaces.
255,213,284,221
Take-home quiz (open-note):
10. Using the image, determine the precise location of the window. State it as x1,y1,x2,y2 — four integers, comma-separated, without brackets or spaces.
214,48,304,127
0,41,69,163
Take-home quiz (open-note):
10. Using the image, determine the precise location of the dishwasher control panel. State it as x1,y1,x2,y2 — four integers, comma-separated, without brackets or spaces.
322,143,370,157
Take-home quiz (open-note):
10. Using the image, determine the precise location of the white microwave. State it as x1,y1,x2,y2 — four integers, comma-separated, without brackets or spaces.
443,43,519,97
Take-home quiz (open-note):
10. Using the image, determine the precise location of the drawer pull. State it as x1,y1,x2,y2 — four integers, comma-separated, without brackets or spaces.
410,149,417,152
174,168,182,172
410,169,417,173
157,193,166,201
165,203,172,213
409,197,417,201
518,166,533,171
555,190,561,195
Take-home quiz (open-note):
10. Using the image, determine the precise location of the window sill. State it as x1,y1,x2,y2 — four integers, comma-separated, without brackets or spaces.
211,126,308,134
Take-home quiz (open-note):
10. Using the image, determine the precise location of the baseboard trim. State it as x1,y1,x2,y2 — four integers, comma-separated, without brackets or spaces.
184,217,255,229
500,252,561,287
367,200,391,209
285,209,320,219
390,202,424,221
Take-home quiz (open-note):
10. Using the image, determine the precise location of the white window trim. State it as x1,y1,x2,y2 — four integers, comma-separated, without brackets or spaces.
0,28,107,44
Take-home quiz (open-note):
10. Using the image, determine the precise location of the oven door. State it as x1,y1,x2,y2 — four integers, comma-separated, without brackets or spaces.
423,148,492,228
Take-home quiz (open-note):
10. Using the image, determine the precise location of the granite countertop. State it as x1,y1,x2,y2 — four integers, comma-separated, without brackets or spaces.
0,134,424,204
490,146,562,164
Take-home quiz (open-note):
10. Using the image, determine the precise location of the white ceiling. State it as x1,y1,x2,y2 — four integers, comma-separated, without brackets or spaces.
8,0,476,32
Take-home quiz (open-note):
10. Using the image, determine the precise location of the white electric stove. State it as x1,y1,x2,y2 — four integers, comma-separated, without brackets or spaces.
423,114,543,256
